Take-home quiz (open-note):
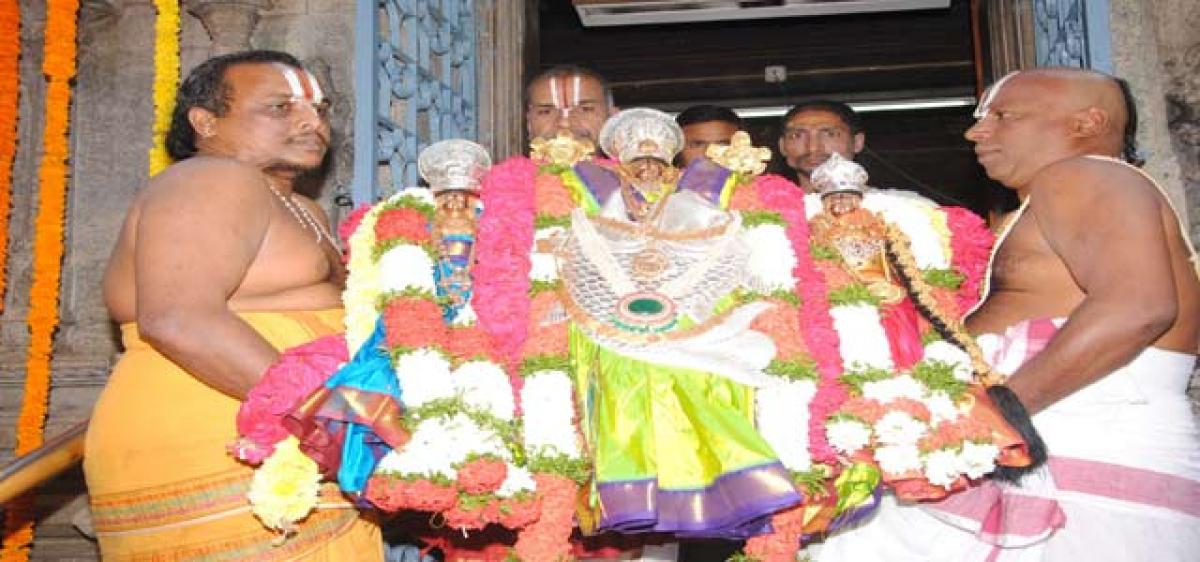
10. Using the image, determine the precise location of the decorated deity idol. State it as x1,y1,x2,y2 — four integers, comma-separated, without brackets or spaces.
232,107,1039,562
422,139,490,323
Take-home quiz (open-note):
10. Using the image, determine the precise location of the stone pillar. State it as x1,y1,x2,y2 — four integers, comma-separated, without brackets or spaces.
185,0,271,57
1153,0,1199,244
1108,0,1191,222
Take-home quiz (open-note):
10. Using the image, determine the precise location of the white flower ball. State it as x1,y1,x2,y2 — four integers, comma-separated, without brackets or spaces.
923,448,962,489
875,444,923,476
743,224,798,292
923,390,961,425
452,360,516,420
378,244,436,294
922,341,974,382
395,349,455,409
862,374,926,404
825,419,872,456
957,441,1000,480
873,410,928,446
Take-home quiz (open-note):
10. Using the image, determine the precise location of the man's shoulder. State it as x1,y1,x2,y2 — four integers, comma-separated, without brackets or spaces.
1030,155,1154,206
149,156,268,197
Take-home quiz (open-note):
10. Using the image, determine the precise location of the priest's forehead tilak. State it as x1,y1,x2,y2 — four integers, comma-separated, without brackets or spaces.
273,63,325,105
973,71,1019,119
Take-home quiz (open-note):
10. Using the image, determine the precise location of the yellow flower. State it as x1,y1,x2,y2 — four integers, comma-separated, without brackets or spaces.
344,203,385,352
248,436,321,532
923,206,953,265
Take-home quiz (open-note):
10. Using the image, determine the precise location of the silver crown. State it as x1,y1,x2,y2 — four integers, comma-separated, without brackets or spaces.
598,108,684,165
417,139,492,193
812,153,868,196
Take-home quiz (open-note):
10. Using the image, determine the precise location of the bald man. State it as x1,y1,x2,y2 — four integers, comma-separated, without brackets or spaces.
811,68,1200,561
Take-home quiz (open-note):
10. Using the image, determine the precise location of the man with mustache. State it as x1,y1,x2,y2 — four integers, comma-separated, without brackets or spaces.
525,64,618,152
777,99,864,193
86,50,381,560
812,68,1200,561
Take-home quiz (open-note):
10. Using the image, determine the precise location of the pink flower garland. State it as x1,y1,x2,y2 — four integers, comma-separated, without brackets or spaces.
752,175,848,465
231,334,349,464
944,207,994,314
473,156,539,403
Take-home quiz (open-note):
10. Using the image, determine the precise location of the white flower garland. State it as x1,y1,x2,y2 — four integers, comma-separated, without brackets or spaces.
520,370,583,459
830,304,894,371
755,378,816,471
743,224,799,293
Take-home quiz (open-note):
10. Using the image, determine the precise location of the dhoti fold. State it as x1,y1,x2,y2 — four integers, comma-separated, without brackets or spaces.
812,317,1200,562
84,309,382,561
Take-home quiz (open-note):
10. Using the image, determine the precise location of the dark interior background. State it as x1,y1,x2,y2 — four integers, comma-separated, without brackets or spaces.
530,0,1017,216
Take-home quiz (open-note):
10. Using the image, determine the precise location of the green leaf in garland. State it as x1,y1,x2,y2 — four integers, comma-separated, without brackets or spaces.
740,210,786,228
791,464,833,498
520,355,572,376
923,268,965,290
530,279,562,295
838,365,895,393
534,214,572,230
524,451,592,484
827,283,882,307
372,237,438,263
911,360,968,400
375,287,437,311
765,359,818,381
810,243,839,261
920,330,943,345
381,194,436,220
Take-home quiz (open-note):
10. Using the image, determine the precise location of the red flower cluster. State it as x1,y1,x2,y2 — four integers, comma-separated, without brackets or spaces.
513,473,577,562
533,172,578,217
750,299,808,361
364,477,458,513
456,458,508,495
375,207,431,244
888,397,932,422
839,397,885,424
383,297,447,350
743,504,807,561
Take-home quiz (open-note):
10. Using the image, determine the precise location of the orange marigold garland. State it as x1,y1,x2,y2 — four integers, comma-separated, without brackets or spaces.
147,0,179,175
0,1,79,560
0,0,21,315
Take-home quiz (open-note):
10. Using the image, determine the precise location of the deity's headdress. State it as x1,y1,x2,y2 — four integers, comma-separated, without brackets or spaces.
418,139,492,193
598,108,684,165
811,153,868,196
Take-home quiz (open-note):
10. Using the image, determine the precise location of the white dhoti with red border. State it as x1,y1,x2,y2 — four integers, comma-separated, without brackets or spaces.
812,317,1200,561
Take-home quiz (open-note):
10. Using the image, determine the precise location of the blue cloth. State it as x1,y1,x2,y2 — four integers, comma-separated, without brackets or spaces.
327,317,403,492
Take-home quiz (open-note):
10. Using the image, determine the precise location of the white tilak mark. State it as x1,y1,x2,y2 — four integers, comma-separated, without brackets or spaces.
974,71,1019,119
572,74,581,107
304,71,325,104
276,64,306,99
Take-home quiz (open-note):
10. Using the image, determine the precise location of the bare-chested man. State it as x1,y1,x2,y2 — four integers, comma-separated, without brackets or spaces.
84,50,382,560
813,68,1200,561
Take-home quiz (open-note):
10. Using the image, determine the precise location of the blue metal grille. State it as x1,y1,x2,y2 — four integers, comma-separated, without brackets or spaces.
354,0,478,204
1032,0,1112,72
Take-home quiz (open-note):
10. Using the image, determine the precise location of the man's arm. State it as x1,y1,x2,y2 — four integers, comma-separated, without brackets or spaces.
1005,158,1177,414
133,158,281,399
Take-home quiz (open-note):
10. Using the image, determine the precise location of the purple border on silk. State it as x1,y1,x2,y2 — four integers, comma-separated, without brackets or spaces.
596,461,803,539
573,160,620,206
677,159,732,206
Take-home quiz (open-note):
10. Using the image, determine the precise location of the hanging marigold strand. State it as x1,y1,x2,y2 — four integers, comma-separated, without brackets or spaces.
0,1,79,560
148,0,179,175
0,0,21,315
